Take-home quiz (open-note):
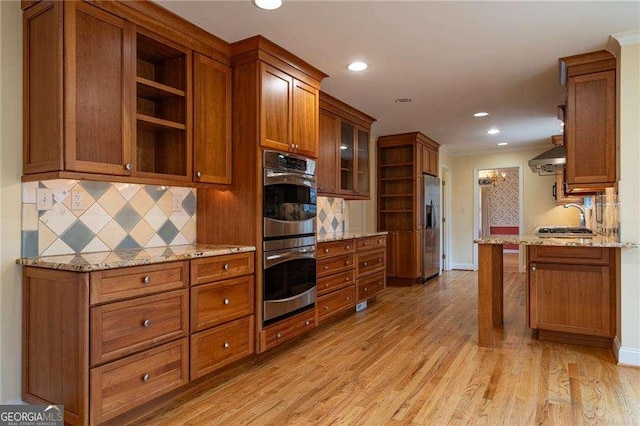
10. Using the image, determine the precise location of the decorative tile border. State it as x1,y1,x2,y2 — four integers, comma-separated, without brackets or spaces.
21,179,196,257
317,196,349,234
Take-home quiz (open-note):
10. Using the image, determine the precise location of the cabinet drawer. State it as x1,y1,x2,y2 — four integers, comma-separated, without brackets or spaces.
529,246,610,265
260,309,316,352
191,252,255,286
317,239,355,259
316,285,355,324
190,316,255,380
317,270,355,297
356,235,386,251
357,271,385,302
90,261,188,305
318,253,354,277
90,338,189,424
191,275,254,333
356,249,386,278
90,289,188,366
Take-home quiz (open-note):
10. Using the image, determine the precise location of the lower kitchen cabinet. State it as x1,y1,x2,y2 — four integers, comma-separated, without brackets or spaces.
317,286,355,323
22,252,255,425
527,245,616,347
259,309,317,351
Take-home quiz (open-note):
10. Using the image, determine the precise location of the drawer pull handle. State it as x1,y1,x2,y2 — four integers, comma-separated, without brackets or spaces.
365,287,368,292
346,296,350,300
346,277,350,281
125,163,132,171
276,333,282,338
324,306,329,310
378,258,382,262
345,261,351,265
142,319,151,327
224,298,230,305
223,342,230,348
378,239,382,244
142,374,150,382
324,266,329,270
378,281,382,285
325,283,329,288
364,262,368,266
346,245,351,249
196,171,202,178
324,248,329,253
143,276,151,284
223,263,230,271
305,321,311,326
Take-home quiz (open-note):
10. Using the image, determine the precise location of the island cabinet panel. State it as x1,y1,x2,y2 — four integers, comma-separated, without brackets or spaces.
527,245,616,347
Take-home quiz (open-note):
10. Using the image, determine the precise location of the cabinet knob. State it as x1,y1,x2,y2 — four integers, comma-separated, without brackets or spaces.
324,248,329,253
196,171,202,178
142,319,150,327
142,374,150,382
378,239,382,244
224,298,230,305
305,321,311,326
531,265,536,272
346,245,350,249
364,262,368,266
324,306,329,310
276,332,282,338
365,287,368,292
346,296,350,300
223,342,230,348
325,283,329,288
323,265,329,270
363,241,367,246
345,261,351,265
223,263,230,271
143,276,151,284
378,281,382,285
125,163,132,171
378,258,382,262
345,277,350,281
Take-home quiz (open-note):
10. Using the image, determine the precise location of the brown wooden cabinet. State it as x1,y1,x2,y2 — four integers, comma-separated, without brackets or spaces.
318,92,376,199
22,0,232,186
23,252,256,425
527,246,616,348
193,53,232,184
355,235,386,303
259,62,319,158
560,50,617,194
377,132,439,285
316,239,356,324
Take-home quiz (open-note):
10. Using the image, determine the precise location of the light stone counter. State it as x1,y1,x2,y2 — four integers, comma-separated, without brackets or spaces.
474,234,638,248
317,231,388,243
17,244,256,272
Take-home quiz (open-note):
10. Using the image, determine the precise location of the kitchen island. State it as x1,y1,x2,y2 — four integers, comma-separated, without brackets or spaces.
474,234,638,348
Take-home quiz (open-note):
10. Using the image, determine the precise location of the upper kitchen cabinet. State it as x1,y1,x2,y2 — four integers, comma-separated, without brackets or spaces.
318,92,376,199
259,64,320,158
24,1,133,176
22,0,232,186
560,50,617,194
193,53,232,184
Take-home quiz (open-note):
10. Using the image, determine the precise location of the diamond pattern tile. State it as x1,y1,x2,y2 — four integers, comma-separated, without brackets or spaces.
144,205,168,231
157,192,174,217
113,183,141,202
79,203,110,234
130,220,155,247
331,217,340,231
98,187,126,217
41,204,76,235
42,239,73,256
182,191,196,217
113,204,142,233
116,235,141,250
83,237,110,253
169,211,190,231
318,209,327,224
97,221,127,249
129,189,154,217
157,220,179,244
38,224,57,255
60,221,95,253
78,181,110,201
144,185,168,203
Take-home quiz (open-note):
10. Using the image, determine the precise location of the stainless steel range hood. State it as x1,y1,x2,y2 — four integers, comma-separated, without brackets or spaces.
528,145,566,175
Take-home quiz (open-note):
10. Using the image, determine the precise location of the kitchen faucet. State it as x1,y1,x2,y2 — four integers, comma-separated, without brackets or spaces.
564,203,586,228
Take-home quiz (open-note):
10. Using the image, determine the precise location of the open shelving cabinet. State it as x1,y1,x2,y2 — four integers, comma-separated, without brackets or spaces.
378,145,415,231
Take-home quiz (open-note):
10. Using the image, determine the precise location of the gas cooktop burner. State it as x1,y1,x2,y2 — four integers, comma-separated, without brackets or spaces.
535,227,595,238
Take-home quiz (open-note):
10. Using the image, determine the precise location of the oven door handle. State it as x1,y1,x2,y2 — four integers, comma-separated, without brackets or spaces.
265,249,316,268
264,172,316,188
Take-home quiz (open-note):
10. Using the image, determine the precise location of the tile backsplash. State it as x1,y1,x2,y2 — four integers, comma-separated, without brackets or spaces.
317,196,349,234
21,180,196,257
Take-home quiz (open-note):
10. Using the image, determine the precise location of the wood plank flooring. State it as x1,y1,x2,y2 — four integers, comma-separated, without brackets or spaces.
138,270,640,425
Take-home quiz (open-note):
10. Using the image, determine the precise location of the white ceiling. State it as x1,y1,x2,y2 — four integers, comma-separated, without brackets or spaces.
157,0,639,155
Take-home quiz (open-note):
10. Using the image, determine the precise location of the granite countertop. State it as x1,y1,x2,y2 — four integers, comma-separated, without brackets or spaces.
474,234,639,248
317,231,388,243
17,244,257,272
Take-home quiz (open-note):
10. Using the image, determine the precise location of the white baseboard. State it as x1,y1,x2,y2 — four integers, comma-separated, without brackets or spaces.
615,337,640,366
1,399,26,405
451,263,474,271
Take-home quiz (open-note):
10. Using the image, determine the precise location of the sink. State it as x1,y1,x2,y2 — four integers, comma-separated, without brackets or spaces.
535,226,595,238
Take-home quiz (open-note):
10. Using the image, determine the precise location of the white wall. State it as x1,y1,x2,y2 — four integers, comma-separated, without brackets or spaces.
613,36,640,366
0,0,23,403
449,146,579,268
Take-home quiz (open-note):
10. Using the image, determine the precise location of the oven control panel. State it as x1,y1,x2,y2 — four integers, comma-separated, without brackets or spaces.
264,150,316,176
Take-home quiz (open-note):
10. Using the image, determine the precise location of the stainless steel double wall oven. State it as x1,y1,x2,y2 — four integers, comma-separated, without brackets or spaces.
263,150,317,324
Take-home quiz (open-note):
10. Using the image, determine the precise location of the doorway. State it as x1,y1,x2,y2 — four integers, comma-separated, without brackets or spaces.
441,166,451,271
473,165,524,272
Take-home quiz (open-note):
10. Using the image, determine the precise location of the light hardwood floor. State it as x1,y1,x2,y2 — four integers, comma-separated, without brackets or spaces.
139,270,640,425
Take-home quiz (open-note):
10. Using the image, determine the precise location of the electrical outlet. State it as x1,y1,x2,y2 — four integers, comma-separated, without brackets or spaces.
172,194,182,212
36,188,53,211
71,191,84,210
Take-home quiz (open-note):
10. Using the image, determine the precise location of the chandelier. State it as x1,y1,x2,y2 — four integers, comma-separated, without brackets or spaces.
478,169,507,187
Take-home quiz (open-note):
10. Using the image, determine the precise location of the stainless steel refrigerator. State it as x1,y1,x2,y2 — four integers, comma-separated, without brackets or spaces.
423,174,441,282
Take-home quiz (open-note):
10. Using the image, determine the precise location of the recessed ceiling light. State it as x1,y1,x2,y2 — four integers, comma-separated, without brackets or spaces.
474,112,489,117
487,128,500,135
497,142,508,146
252,0,282,10
347,61,368,72
395,98,412,104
